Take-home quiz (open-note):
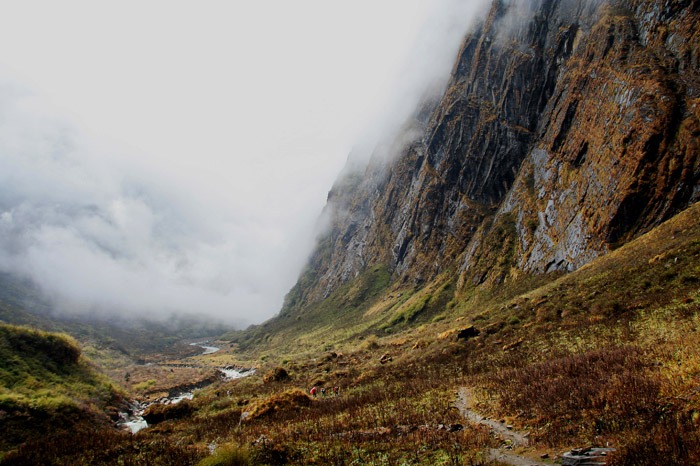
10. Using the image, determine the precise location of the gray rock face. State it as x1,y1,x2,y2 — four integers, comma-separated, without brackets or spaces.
283,0,700,312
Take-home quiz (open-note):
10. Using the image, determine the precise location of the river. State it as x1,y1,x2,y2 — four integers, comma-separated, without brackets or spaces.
190,341,220,355
120,341,254,433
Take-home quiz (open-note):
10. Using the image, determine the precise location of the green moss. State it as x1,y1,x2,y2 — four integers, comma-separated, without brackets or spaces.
388,293,432,326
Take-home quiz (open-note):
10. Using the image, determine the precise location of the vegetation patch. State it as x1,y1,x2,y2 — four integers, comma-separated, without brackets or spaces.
196,443,252,466
482,346,660,444
2,206,700,464
241,388,312,422
0,324,121,454
143,399,195,425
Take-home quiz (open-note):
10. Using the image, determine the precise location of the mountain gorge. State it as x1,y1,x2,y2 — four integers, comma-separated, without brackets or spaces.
282,0,699,314
3,0,700,464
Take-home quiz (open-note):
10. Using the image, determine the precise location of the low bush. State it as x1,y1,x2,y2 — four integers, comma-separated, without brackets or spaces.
143,399,194,425
242,388,311,422
483,346,661,444
197,444,252,466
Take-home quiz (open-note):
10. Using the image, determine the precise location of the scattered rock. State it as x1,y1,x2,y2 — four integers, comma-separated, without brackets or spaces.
105,406,121,422
208,441,217,454
252,434,272,446
448,423,463,432
456,326,480,341
436,423,465,432
561,447,615,466
263,367,290,383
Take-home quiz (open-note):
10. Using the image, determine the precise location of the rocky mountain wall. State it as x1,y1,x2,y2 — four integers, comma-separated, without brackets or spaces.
282,0,700,313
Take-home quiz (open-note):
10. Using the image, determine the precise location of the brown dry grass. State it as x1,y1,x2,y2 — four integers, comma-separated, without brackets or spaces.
3,205,700,465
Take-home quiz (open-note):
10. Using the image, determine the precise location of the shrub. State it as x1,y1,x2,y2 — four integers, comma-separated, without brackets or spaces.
142,399,194,425
197,444,252,466
609,413,700,465
483,346,661,444
241,388,311,422
263,367,290,384
0,325,81,374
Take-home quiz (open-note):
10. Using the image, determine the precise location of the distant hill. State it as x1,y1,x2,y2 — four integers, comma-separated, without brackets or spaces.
0,272,231,363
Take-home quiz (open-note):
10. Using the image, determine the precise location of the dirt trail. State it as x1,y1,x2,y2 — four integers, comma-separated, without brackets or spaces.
453,387,550,466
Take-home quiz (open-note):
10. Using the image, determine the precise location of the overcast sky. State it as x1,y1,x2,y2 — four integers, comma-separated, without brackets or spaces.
0,0,488,327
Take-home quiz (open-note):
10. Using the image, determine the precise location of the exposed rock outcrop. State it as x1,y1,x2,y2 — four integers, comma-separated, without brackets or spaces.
283,0,700,314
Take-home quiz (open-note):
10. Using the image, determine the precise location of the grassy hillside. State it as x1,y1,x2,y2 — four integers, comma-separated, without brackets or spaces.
2,204,698,465
228,264,394,359
0,325,123,456
208,202,700,464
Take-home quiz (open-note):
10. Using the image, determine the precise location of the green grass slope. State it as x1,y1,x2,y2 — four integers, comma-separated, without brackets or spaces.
0,324,122,456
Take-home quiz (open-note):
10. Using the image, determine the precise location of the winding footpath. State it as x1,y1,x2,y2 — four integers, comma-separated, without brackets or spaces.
453,387,550,466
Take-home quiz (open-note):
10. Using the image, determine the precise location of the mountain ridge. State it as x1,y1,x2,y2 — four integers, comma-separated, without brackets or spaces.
280,0,699,316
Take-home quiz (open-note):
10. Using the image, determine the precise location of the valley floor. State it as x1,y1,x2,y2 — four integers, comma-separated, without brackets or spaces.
2,205,700,465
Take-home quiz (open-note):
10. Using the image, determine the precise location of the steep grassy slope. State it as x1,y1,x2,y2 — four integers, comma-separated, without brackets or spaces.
234,201,700,358
239,202,700,465
0,325,122,456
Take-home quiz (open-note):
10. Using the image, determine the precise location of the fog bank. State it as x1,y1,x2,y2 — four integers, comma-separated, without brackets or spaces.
0,1,491,326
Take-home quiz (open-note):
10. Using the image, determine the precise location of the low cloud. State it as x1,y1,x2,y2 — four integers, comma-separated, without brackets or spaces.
0,82,294,327
352,0,491,166
494,0,605,46
0,1,493,328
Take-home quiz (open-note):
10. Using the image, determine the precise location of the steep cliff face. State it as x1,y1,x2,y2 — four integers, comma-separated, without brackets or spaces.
283,0,700,314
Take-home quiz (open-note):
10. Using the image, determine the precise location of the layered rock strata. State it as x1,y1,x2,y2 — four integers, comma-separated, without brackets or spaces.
284,0,700,312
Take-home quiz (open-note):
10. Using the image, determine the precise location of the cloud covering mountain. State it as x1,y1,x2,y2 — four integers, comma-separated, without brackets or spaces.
0,0,488,326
